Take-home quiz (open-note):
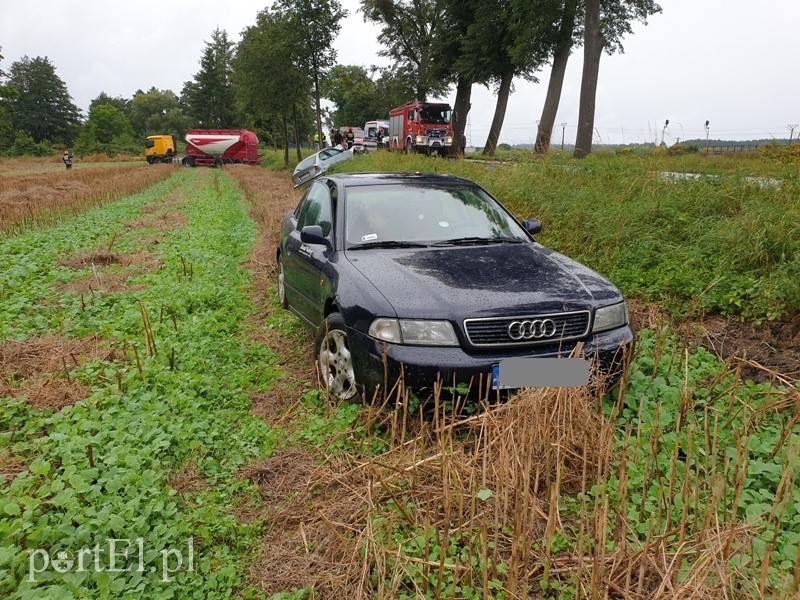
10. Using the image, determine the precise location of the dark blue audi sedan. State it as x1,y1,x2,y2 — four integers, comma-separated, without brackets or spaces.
277,173,634,401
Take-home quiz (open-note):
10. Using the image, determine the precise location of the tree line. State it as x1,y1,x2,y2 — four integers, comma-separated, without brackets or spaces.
0,0,660,161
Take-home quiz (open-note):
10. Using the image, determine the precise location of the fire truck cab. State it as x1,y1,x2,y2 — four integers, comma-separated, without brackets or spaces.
388,101,454,156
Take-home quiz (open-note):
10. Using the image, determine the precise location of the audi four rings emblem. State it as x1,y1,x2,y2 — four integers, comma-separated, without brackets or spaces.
507,319,558,340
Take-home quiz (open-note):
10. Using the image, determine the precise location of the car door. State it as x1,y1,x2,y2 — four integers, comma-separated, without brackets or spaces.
282,182,334,326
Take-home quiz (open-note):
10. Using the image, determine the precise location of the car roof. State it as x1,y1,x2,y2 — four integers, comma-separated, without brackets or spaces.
321,172,478,189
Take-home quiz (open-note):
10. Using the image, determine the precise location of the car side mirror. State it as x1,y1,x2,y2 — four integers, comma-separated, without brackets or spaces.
300,225,332,249
522,219,542,235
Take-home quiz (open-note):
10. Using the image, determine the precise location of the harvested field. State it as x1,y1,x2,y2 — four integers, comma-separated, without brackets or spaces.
0,163,175,233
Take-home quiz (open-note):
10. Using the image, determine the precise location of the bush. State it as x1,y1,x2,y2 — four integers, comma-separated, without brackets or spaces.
7,132,54,157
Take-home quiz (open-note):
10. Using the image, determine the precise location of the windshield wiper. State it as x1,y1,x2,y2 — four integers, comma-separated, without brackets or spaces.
348,240,430,250
432,237,524,247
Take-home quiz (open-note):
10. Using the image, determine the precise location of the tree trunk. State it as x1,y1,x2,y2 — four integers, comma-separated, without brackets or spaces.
283,114,290,166
482,69,513,156
292,104,302,162
312,54,324,150
573,0,605,159
450,77,472,157
535,0,578,154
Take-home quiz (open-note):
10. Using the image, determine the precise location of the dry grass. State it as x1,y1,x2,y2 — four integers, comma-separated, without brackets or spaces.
0,163,175,233
0,335,122,410
239,373,798,599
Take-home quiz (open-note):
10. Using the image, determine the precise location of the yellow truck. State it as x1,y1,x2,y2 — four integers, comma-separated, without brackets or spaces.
143,135,177,164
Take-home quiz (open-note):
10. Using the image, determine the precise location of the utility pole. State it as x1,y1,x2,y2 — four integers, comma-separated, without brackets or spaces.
561,122,567,151
789,124,799,144
704,120,710,153
660,119,669,145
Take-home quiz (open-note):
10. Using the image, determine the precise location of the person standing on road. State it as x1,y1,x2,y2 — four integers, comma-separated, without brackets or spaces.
62,150,73,170
345,128,355,150
333,128,343,148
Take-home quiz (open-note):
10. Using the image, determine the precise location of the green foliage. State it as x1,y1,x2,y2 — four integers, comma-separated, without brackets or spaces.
369,515,510,599
86,103,133,144
89,93,131,118
181,28,238,129
361,0,452,101
322,65,385,127
233,8,314,151
6,132,54,157
5,56,81,146
129,87,189,138
605,327,800,592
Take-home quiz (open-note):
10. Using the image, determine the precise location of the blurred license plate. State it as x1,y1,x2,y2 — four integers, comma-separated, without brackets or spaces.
492,358,590,389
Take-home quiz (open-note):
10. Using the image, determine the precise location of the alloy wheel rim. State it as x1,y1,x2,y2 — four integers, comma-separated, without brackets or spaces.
278,262,285,304
318,329,357,400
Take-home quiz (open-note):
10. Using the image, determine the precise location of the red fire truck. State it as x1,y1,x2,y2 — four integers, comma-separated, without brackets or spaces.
388,101,454,156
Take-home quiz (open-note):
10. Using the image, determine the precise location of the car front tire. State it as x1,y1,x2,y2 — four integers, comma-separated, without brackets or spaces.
316,312,360,402
277,257,288,309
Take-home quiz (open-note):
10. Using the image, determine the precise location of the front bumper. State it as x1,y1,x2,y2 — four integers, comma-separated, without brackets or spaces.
348,326,635,396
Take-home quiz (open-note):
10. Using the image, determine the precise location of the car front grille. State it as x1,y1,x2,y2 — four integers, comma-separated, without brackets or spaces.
463,310,591,347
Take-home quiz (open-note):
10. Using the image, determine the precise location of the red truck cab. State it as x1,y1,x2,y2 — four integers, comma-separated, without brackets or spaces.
388,101,454,156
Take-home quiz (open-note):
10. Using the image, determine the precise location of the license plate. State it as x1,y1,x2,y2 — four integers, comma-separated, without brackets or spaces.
491,364,509,389
492,358,590,389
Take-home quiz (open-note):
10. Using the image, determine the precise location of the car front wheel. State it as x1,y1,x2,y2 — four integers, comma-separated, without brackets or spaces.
277,258,288,309
316,312,359,402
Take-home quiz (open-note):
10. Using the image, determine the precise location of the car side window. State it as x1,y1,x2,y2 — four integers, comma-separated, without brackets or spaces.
296,182,333,237
320,148,341,159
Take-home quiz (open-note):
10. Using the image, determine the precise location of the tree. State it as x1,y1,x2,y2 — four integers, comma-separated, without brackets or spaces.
0,47,16,150
89,92,130,118
459,0,550,155
322,65,375,126
181,28,237,128
534,0,579,154
87,103,134,144
234,7,313,163
6,56,81,146
574,0,661,157
361,0,450,102
129,87,189,138
322,65,413,126
276,0,347,150
437,0,484,156
573,0,602,158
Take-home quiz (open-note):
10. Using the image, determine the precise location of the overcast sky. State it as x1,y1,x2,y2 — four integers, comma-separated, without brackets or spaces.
2,1,799,146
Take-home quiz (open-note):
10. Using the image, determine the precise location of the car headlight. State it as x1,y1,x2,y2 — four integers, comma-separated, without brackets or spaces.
444,136,453,145
416,135,426,144
592,301,628,333
369,318,459,346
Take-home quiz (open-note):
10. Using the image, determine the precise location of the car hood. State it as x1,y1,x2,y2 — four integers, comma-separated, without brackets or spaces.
344,243,622,319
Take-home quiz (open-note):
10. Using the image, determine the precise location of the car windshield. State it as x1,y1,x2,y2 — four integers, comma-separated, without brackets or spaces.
344,182,528,248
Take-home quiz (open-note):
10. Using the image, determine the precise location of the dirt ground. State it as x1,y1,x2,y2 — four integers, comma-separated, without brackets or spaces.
628,299,800,384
